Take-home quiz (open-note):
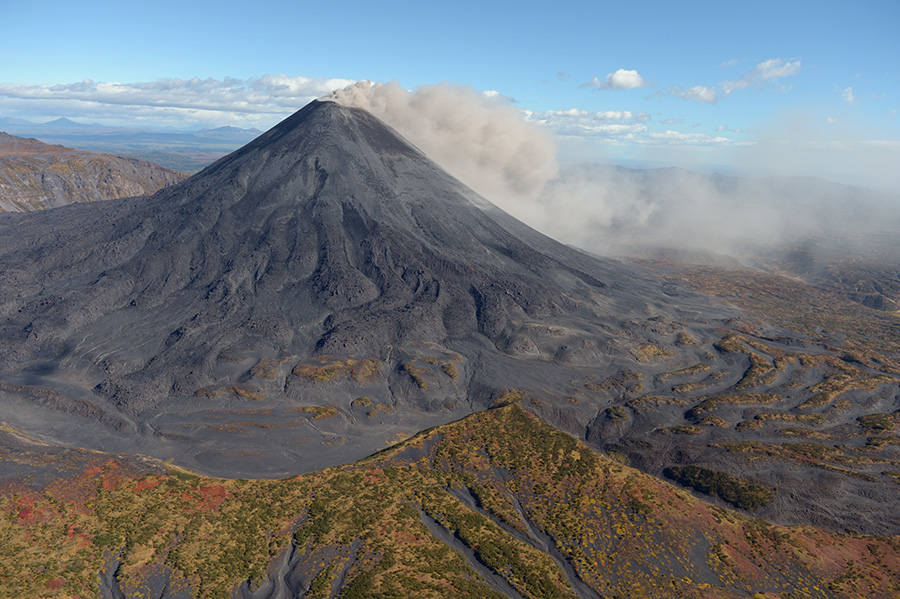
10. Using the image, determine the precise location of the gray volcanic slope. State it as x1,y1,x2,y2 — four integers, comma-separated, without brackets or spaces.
0,100,733,476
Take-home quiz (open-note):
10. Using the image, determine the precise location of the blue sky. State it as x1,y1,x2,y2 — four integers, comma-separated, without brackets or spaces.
2,0,899,191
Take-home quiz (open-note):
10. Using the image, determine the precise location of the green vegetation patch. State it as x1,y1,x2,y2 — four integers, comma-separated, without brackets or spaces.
714,440,882,482
658,363,711,381
626,395,692,413
735,353,776,389
194,385,266,401
672,381,706,394
586,371,643,394
698,415,731,428
292,357,381,383
367,404,393,418
797,392,835,409
289,405,339,420
686,393,781,420
661,426,703,435
797,367,894,410
631,343,674,363
249,356,297,379
866,435,900,448
781,442,842,460
441,362,459,379
857,413,897,433
751,412,826,426
491,389,525,407
605,406,628,421
713,334,746,353
675,331,700,346
400,362,429,389
663,465,775,511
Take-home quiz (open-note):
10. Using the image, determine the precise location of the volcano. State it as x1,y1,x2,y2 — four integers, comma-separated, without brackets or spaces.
4,98,900,551
0,100,734,476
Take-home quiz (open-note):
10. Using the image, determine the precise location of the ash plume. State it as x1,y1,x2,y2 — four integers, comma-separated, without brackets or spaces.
326,81,558,218
328,82,899,261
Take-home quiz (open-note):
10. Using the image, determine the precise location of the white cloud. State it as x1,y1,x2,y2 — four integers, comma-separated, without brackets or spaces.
525,108,651,139
523,104,751,157
0,75,356,127
582,69,651,91
721,58,801,97
670,85,718,103
525,104,754,152
595,110,634,120
535,109,648,122
720,79,752,97
751,58,802,80
657,58,801,104
826,117,839,124
645,130,738,146
841,86,857,103
716,125,756,134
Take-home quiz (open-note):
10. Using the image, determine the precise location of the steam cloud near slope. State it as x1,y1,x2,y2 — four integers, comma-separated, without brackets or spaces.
328,82,899,259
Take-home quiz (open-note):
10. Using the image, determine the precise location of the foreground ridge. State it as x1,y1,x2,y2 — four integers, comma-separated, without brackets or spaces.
2,403,898,598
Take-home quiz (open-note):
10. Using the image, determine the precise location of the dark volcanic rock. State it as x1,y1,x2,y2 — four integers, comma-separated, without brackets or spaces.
0,101,731,476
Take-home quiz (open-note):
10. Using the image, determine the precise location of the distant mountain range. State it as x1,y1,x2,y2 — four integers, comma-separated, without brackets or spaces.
0,132,187,211
0,116,262,172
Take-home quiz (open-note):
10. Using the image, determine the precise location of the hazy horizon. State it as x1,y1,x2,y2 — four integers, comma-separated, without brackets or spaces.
2,1,898,193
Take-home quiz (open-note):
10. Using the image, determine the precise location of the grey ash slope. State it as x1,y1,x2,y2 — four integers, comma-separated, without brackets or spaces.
0,100,730,476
